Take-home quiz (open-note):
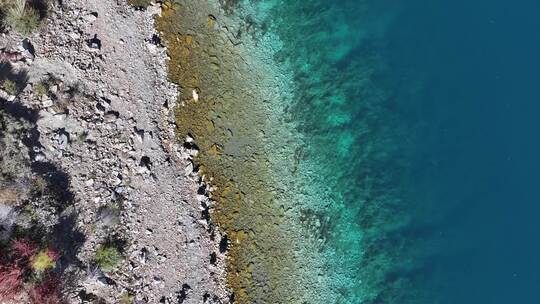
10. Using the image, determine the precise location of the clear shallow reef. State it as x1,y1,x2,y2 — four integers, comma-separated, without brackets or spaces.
267,1,428,302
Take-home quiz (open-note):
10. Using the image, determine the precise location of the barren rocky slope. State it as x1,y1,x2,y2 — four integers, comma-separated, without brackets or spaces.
0,1,229,303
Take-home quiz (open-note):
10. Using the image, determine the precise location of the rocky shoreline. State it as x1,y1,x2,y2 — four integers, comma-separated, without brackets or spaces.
0,1,229,303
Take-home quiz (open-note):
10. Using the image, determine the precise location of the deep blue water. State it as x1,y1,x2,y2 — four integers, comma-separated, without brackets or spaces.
385,0,540,302
268,0,540,302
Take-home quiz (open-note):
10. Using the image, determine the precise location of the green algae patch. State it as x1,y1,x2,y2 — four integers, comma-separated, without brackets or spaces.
156,2,301,303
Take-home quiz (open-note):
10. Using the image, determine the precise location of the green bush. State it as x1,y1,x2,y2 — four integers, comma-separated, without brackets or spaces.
2,80,17,95
120,292,134,304
2,0,40,35
34,82,48,97
77,131,88,142
31,249,57,272
95,245,122,272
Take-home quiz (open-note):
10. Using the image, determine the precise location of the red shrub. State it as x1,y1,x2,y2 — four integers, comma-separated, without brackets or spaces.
0,265,24,300
30,275,62,304
11,239,38,261
44,248,59,261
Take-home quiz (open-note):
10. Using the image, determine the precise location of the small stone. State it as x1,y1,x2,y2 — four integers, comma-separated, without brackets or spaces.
146,4,162,16
22,38,35,58
0,89,14,101
34,153,46,162
69,32,80,40
134,128,145,143
58,133,69,149
42,98,53,108
184,162,193,175
146,43,158,54
87,34,102,50
21,50,34,61
84,13,97,23
104,111,119,123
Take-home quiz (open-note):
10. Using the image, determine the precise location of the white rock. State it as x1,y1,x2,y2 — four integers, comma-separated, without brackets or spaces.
42,98,53,107
34,153,46,162
69,32,80,40
84,14,97,23
146,43,158,54
38,111,67,130
0,89,15,101
184,162,193,175
49,85,58,94
147,4,162,16
58,134,69,149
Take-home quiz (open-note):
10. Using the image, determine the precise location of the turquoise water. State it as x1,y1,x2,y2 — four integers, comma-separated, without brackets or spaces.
269,0,421,302
262,0,540,302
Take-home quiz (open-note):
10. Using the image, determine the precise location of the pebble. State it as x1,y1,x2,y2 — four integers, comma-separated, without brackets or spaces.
34,153,46,162
104,111,119,123
42,98,54,107
69,32,80,40
84,13,97,23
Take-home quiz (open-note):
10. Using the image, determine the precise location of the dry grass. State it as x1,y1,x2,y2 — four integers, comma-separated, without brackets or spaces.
0,186,20,205
0,266,23,300
50,98,70,114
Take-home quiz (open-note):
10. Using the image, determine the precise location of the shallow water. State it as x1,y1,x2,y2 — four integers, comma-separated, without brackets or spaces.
161,0,540,302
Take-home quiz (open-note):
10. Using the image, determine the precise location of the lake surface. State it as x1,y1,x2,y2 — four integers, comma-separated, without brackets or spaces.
159,0,540,301
268,0,540,302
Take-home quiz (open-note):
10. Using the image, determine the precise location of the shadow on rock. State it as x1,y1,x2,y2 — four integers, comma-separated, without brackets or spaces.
0,62,29,92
